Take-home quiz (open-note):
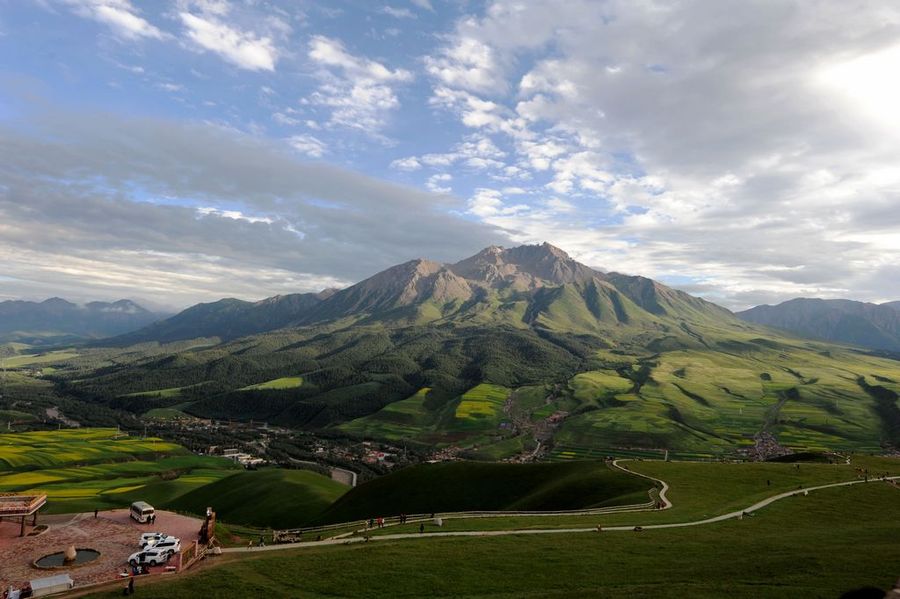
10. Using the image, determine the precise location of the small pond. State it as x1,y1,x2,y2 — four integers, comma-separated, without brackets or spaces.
34,549,101,568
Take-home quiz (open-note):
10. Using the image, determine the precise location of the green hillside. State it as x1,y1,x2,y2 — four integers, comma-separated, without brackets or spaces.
34,244,900,456
169,468,348,528
312,461,651,524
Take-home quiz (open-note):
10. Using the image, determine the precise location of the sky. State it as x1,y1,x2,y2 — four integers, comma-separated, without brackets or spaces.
0,0,899,312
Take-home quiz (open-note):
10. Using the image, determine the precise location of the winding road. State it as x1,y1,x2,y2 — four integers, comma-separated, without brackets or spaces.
221,464,896,554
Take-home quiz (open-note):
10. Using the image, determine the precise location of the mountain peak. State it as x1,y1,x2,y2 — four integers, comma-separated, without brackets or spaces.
41,297,76,308
452,243,596,289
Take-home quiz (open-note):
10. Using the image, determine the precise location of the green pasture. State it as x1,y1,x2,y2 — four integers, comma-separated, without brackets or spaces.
239,376,304,391
364,455,900,535
168,468,348,528
312,460,651,525
2,349,79,368
87,481,900,598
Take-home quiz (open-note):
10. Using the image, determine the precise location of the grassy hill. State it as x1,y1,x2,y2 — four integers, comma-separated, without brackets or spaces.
86,464,900,599
169,468,348,528
312,461,651,524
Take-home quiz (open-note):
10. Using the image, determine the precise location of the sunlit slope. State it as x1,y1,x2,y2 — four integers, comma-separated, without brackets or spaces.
344,335,900,455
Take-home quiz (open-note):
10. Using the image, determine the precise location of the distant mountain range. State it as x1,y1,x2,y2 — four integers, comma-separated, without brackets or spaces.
0,298,166,344
737,298,900,351
112,242,731,346
43,243,900,456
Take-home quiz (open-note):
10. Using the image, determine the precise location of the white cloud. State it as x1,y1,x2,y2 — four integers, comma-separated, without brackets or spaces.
391,134,508,174
390,156,421,171
410,0,433,11
156,82,183,92
62,0,165,40
179,10,279,71
196,207,273,224
307,35,413,132
425,37,506,95
381,6,416,19
287,134,327,158
425,0,900,308
272,112,300,126
0,105,505,306
426,173,452,193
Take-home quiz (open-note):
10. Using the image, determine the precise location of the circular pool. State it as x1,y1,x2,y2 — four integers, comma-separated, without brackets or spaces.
33,549,101,569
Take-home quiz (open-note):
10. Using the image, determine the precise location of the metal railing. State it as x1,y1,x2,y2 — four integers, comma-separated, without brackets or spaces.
272,495,661,540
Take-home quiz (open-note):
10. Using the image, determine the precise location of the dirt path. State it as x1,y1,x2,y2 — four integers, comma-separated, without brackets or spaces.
221,472,895,554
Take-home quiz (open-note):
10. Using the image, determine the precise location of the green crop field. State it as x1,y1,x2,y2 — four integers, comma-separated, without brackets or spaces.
340,384,514,446
333,333,900,458
0,429,239,513
168,468,348,528
312,461,651,525
451,383,509,425
86,481,900,598
339,388,434,440
571,370,634,401
0,428,186,470
239,376,304,391
2,349,79,368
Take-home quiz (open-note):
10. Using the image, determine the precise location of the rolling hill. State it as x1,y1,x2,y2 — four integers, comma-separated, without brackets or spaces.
737,298,900,351
168,468,348,528
312,461,651,524
45,243,900,456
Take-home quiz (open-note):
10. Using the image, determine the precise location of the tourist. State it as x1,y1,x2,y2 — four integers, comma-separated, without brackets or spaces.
258,535,265,547
247,539,253,549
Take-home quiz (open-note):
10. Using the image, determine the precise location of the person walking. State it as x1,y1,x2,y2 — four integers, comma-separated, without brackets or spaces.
419,523,424,534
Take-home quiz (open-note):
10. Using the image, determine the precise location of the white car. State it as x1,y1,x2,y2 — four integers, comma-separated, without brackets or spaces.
128,548,170,567
138,532,170,545
142,537,181,555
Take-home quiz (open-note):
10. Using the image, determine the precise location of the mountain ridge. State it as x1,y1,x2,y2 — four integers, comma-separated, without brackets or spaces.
109,243,736,345
0,297,165,343
737,297,900,351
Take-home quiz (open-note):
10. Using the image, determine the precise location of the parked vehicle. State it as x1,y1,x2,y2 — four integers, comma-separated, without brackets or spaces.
129,501,155,524
138,532,170,545
141,537,181,555
127,548,169,567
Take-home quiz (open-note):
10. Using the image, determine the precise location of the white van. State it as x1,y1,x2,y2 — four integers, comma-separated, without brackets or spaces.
130,501,155,523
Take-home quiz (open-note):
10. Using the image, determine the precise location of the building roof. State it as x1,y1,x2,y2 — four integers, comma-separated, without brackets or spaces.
0,493,47,517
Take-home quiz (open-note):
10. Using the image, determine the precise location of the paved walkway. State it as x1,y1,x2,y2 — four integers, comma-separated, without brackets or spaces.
221,472,897,554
